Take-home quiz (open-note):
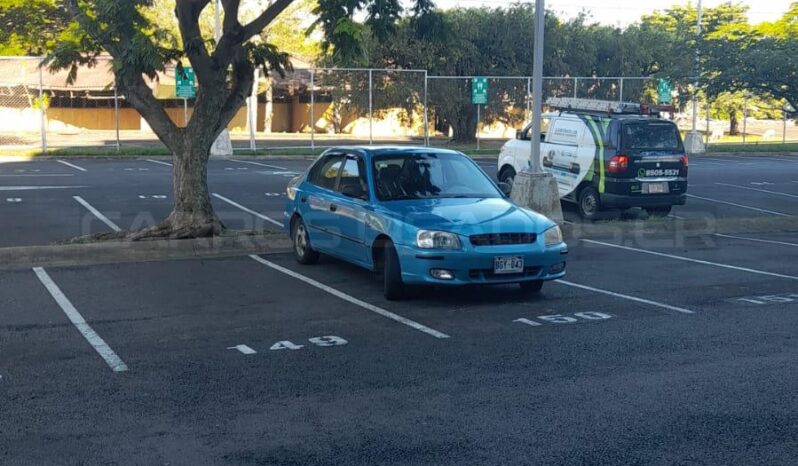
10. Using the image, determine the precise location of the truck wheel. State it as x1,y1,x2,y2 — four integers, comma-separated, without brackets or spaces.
383,241,406,301
498,166,516,190
577,186,601,220
646,206,673,218
292,217,320,265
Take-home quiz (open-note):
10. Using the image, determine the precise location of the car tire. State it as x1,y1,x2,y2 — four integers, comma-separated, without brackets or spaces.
519,280,544,293
578,186,601,220
498,166,516,191
646,206,673,218
292,217,319,265
383,241,406,301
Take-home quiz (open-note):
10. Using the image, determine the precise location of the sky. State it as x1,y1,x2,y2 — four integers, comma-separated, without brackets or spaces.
424,0,794,26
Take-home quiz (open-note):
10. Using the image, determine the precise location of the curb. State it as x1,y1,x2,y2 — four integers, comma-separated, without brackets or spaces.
563,216,798,239
0,234,293,271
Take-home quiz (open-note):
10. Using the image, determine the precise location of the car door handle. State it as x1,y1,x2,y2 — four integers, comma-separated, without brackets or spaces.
329,204,338,212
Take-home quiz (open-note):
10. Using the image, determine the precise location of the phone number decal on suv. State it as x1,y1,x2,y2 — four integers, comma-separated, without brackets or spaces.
638,168,680,177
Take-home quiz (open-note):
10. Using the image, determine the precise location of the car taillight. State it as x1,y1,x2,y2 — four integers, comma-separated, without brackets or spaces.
680,154,689,167
607,155,628,173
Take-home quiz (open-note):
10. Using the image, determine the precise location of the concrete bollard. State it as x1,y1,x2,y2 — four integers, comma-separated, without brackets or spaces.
510,171,564,225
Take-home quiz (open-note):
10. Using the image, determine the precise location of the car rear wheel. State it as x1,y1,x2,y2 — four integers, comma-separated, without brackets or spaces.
578,186,601,220
292,217,319,265
519,280,544,293
646,206,673,218
498,166,516,191
383,241,406,301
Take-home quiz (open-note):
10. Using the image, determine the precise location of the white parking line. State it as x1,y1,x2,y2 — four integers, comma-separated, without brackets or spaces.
714,233,798,248
248,255,451,339
555,280,694,314
57,160,87,172
0,185,87,191
714,182,798,199
0,174,74,177
145,159,173,167
211,193,283,227
583,239,798,281
33,267,128,372
73,196,122,232
231,160,288,170
685,193,790,217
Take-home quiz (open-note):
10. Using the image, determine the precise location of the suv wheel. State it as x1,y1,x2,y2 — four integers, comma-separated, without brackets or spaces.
646,206,673,218
578,186,601,220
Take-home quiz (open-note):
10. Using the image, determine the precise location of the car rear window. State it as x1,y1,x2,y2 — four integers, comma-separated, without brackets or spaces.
622,122,682,151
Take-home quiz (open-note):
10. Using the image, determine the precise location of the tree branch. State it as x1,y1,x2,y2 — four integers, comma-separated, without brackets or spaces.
175,0,214,80
118,72,181,150
220,0,242,34
212,0,294,66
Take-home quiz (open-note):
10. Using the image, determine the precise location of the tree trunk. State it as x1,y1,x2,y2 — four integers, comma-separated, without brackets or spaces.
729,111,739,136
450,105,478,143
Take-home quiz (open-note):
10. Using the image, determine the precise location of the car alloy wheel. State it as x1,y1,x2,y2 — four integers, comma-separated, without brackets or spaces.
578,186,600,220
292,218,319,265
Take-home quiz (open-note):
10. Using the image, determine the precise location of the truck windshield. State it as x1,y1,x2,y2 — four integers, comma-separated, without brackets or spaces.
622,122,682,151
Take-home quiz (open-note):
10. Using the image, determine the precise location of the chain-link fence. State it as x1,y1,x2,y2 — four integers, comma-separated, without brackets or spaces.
1,56,795,154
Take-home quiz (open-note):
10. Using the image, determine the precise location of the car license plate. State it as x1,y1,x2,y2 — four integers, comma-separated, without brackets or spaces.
643,182,669,194
494,256,524,274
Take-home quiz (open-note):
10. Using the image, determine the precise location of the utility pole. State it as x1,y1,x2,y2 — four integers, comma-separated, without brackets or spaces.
684,0,706,153
510,0,564,224
528,0,545,174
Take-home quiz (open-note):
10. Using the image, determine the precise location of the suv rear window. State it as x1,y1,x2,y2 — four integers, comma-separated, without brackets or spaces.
622,122,682,151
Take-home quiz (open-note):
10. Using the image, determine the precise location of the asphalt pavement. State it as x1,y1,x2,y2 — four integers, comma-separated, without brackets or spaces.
1,154,798,465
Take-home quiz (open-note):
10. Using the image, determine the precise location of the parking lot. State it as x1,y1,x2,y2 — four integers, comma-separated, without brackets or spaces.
2,154,798,464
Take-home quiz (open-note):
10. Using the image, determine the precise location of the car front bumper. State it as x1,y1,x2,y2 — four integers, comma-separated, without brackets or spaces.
395,241,568,286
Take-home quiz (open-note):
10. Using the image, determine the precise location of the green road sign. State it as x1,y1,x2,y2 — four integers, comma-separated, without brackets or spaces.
657,79,672,105
176,67,196,99
472,77,488,105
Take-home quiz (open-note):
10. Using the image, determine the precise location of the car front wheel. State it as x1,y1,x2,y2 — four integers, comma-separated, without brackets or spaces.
292,217,319,265
498,166,516,191
383,241,406,301
519,280,544,293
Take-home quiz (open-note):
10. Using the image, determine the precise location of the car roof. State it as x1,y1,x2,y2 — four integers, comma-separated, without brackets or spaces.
323,146,466,159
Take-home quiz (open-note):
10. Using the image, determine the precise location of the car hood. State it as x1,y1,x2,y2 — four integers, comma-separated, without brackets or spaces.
378,197,556,236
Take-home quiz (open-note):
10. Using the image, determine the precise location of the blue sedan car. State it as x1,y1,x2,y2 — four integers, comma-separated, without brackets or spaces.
284,147,567,300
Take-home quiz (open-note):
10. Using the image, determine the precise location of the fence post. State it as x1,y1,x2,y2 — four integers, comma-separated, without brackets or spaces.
114,80,120,152
742,93,748,144
248,68,259,152
574,77,578,98
39,62,47,154
310,69,315,150
183,98,188,127
368,69,373,145
705,98,711,147
783,105,788,144
423,71,429,146
476,104,481,151
619,78,624,103
527,77,532,121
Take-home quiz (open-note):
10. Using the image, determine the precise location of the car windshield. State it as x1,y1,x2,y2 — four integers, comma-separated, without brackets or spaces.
622,122,682,151
373,152,501,201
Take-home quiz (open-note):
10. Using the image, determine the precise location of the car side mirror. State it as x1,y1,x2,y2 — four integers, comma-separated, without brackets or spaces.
516,130,523,140
341,184,367,200
497,182,512,197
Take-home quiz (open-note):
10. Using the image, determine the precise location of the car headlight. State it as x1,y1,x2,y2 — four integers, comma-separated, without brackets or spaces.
544,225,563,246
416,230,462,250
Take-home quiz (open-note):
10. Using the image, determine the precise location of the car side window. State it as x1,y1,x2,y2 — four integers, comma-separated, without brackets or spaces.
337,156,368,200
309,155,344,191
522,118,550,141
